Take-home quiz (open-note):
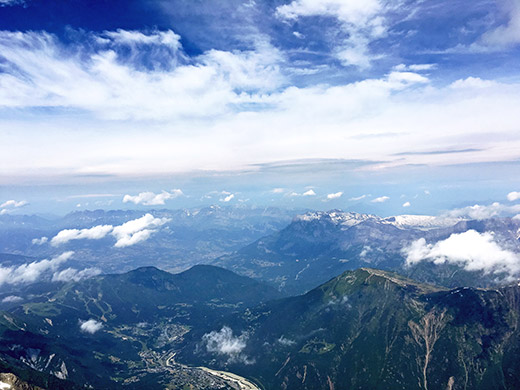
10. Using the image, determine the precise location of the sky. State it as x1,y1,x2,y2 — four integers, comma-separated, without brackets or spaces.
0,0,519,216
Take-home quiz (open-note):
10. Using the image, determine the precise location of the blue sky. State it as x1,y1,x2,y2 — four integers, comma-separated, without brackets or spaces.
0,0,520,216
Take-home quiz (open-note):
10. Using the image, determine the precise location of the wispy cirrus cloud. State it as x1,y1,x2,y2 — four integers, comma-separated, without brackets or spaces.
276,0,396,68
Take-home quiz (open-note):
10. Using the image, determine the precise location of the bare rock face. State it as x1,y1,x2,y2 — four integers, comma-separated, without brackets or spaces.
0,373,44,390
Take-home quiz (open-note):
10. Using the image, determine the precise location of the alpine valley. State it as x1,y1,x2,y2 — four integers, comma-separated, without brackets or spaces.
1,207,520,389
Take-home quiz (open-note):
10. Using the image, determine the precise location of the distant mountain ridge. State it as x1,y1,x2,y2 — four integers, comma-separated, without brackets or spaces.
214,210,520,294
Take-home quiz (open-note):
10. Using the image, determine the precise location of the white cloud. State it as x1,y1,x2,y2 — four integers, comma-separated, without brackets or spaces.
327,191,343,199
303,189,316,196
202,326,253,364
277,336,296,346
32,237,48,245
271,188,285,193
276,0,395,68
1,295,23,303
52,267,102,282
123,189,183,206
0,199,28,208
403,230,520,278
220,193,235,202
394,63,436,72
79,319,103,334
372,196,389,203
349,195,367,201
47,214,169,248
479,1,520,48
402,201,411,207
111,213,170,248
0,252,74,286
1,31,520,181
445,202,520,220
51,225,113,246
0,30,284,121
0,0,24,6
507,191,520,202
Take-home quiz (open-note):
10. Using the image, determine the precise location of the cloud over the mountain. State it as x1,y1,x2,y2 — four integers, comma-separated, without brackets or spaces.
403,230,520,278
372,196,389,203
79,319,103,334
202,326,253,364
51,225,113,246
32,237,48,245
1,295,23,303
219,193,235,202
45,214,170,248
0,252,74,286
445,202,520,220
52,267,102,282
123,189,183,205
327,191,343,200
0,199,28,208
111,213,170,247
508,191,520,202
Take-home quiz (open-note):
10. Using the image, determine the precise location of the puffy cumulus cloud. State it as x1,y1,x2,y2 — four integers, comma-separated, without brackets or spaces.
1,295,23,303
508,191,520,202
52,267,102,283
303,189,316,196
31,237,48,245
48,214,170,248
123,189,183,206
111,213,170,248
403,230,520,278
79,319,103,334
402,201,411,207
50,225,113,246
202,326,253,364
371,196,389,203
276,0,397,68
445,202,520,220
0,199,28,208
0,252,74,286
327,191,343,200
220,193,235,202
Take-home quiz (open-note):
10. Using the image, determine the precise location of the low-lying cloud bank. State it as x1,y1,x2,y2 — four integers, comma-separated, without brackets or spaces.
0,252,100,286
403,230,520,278
445,202,520,220
40,213,170,248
